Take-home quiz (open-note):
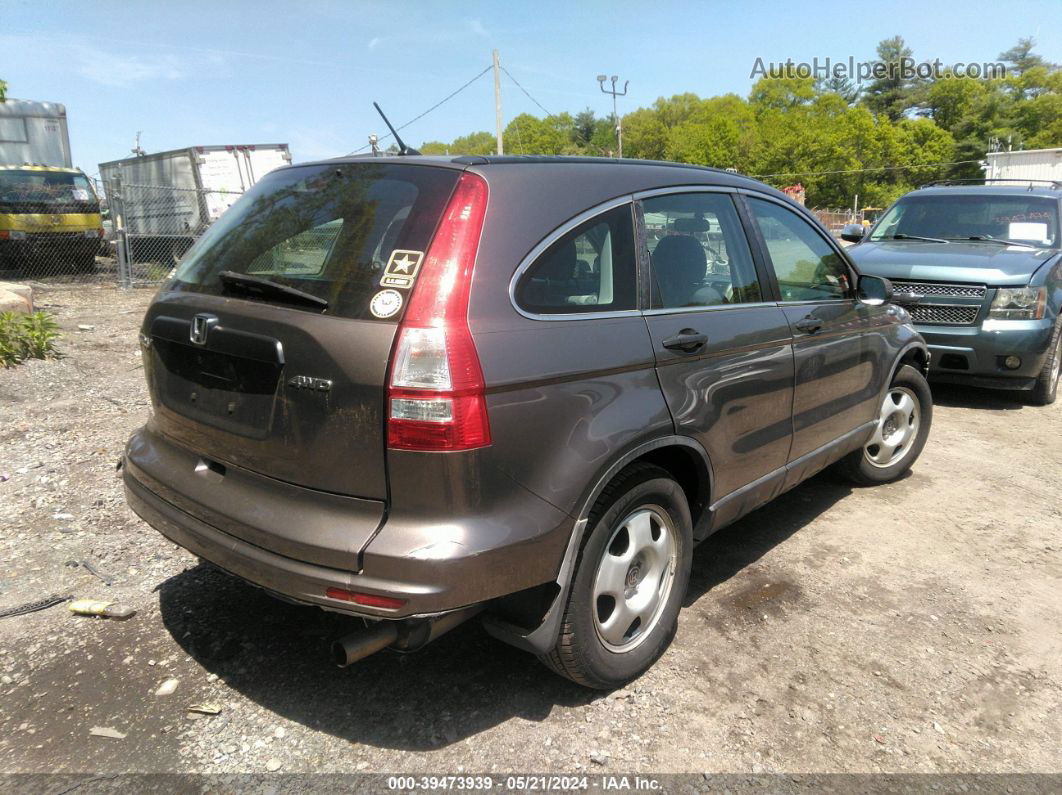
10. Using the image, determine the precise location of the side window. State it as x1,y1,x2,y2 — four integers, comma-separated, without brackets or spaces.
642,192,761,309
747,198,851,301
515,204,637,314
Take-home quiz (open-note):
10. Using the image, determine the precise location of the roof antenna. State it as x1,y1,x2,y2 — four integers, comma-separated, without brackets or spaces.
373,102,419,156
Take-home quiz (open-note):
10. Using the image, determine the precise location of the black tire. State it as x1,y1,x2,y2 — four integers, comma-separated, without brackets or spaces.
835,364,933,486
539,463,692,689
1029,322,1062,406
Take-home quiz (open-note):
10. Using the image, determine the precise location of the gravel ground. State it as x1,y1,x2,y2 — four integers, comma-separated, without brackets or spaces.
0,285,1059,775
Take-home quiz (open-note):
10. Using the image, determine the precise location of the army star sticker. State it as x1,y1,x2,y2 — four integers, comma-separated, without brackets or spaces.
392,255,416,274
381,249,424,288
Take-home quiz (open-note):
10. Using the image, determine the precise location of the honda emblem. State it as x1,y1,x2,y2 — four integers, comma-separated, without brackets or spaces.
190,314,216,345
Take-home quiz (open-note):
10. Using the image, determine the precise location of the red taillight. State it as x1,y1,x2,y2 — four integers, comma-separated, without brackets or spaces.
325,588,407,609
387,173,491,452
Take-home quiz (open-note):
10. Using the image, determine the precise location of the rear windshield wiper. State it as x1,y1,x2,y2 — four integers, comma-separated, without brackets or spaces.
218,271,329,310
959,236,1037,249
887,233,949,243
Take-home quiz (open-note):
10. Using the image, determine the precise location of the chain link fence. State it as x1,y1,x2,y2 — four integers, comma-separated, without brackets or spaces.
106,181,243,287
0,177,243,287
810,208,865,238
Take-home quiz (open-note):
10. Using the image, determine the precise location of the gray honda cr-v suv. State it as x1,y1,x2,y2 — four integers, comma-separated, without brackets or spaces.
123,156,932,688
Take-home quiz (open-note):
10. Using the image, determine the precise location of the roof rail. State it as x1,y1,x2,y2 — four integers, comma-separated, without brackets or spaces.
920,178,1062,189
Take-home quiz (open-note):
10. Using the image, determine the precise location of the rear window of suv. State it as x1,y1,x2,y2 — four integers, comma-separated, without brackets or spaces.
169,162,460,320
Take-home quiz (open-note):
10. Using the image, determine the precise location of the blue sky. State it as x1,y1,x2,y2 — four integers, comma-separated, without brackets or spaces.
3,0,1059,176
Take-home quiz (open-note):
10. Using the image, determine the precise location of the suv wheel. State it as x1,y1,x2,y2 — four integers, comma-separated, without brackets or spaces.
835,364,933,486
540,463,692,689
1029,322,1062,406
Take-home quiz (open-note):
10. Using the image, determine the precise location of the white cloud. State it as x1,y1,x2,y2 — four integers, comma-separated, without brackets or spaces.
368,37,380,51
0,31,223,88
76,49,187,87
469,19,490,39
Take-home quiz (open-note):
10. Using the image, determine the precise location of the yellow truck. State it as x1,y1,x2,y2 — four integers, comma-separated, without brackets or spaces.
0,165,103,273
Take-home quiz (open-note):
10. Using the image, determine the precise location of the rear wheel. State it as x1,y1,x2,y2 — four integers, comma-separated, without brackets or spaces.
539,463,692,689
835,364,933,485
1029,322,1062,406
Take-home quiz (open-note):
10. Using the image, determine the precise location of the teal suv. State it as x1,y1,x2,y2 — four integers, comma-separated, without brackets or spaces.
844,182,1062,404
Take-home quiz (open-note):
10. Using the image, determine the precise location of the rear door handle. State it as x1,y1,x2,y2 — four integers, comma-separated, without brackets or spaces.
662,329,708,352
793,315,823,334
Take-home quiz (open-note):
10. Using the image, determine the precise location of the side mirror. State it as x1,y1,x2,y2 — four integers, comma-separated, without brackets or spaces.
840,224,866,243
858,274,893,306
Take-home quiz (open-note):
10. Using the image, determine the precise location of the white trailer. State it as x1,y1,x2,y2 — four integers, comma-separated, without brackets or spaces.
984,148,1062,185
0,99,73,168
98,144,292,263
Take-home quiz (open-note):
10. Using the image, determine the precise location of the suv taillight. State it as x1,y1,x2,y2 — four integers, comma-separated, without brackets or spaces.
387,173,491,451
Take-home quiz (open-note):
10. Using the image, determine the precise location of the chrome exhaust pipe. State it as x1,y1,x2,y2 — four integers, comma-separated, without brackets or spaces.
332,622,399,667
331,604,486,667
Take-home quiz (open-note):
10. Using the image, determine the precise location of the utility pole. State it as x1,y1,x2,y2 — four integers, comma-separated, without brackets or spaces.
597,74,629,158
493,49,503,155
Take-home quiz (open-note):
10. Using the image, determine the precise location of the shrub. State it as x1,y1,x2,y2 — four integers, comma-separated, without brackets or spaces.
0,311,61,367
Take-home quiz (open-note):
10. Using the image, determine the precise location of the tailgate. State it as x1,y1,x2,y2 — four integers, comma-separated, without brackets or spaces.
145,297,397,498
140,161,462,509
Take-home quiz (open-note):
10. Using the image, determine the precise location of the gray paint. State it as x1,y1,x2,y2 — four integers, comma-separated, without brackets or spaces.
123,155,927,649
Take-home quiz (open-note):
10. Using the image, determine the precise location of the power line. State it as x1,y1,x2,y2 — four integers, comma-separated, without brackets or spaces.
500,64,611,156
500,65,554,118
348,64,493,154
752,159,984,180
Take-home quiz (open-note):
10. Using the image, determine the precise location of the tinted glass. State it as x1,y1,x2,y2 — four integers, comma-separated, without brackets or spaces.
516,204,637,314
748,198,851,301
0,169,96,207
169,163,459,320
642,192,760,308
869,193,1059,247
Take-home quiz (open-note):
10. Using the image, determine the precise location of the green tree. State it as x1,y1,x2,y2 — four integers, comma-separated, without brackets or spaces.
0,79,7,102
999,37,1051,78
921,73,988,132
863,36,918,121
749,76,815,112
573,108,597,146
816,75,860,104
450,131,498,155
619,107,667,159
666,94,756,171
503,113,569,154
1018,69,1062,147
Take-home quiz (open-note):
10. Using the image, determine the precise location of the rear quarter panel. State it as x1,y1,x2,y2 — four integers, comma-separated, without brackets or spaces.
467,165,674,519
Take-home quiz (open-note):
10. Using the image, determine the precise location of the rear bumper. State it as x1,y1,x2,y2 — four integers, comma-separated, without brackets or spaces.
123,427,573,620
919,318,1056,389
